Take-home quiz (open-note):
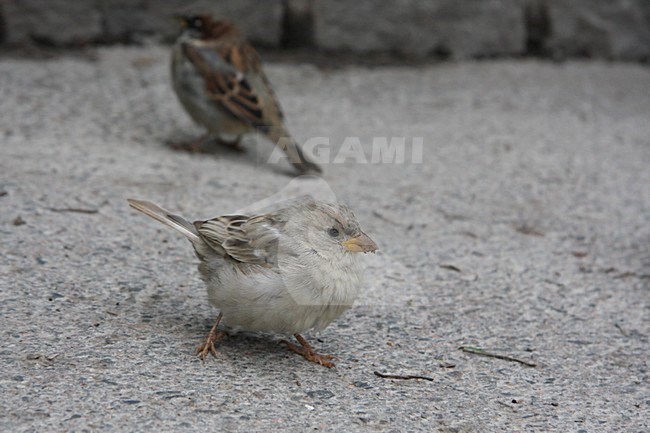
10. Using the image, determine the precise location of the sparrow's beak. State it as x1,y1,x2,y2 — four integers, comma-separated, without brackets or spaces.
343,232,378,253
173,15,189,28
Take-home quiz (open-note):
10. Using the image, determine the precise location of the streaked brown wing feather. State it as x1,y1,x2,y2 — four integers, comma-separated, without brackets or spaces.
195,214,281,266
182,42,265,126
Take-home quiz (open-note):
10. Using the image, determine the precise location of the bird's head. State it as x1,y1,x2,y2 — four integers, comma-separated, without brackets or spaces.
175,14,240,39
297,200,378,256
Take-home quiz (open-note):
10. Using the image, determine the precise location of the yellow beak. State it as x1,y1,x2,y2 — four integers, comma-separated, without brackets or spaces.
343,232,378,253
173,15,189,28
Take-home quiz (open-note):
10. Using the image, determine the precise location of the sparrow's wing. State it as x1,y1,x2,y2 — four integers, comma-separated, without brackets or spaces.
182,41,274,127
195,214,283,266
182,39,321,174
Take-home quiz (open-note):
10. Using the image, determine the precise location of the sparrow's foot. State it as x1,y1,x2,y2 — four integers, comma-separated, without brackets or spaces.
170,133,212,153
196,313,227,361
216,135,245,152
281,334,336,368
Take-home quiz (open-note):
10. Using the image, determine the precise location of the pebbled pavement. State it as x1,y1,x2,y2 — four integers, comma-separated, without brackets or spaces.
0,46,648,432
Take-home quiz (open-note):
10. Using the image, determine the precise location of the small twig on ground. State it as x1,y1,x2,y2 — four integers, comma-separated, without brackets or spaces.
374,371,434,381
614,323,628,337
459,346,537,367
49,207,98,214
514,224,545,237
440,264,461,272
371,210,399,225
496,400,516,410
613,271,650,280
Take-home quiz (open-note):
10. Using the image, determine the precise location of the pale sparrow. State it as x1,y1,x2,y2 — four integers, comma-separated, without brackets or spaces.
127,197,377,367
171,15,321,174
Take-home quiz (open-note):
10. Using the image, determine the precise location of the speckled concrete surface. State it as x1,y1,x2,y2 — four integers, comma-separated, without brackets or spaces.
0,46,648,432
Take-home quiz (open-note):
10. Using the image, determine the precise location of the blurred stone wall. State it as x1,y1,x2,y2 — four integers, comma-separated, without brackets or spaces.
1,0,649,60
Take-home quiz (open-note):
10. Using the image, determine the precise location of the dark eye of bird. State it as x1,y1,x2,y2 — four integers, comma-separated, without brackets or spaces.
328,228,340,238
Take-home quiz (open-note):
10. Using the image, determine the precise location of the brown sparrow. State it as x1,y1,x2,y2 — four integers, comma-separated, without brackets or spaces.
127,197,377,367
171,15,321,174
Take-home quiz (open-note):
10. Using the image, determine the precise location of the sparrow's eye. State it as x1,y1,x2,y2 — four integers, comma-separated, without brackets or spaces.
328,228,340,238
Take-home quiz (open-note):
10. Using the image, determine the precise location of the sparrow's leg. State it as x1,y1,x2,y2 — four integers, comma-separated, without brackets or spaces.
196,312,228,360
216,134,245,151
281,334,335,368
170,133,212,153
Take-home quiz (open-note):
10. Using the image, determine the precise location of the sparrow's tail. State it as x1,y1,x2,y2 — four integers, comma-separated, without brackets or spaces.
127,199,202,244
267,127,322,174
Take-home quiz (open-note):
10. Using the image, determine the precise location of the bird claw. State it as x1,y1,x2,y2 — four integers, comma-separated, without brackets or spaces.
196,341,218,360
169,133,212,154
281,337,336,368
196,313,226,361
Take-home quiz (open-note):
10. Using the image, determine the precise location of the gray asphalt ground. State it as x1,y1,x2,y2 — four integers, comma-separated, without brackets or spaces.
1,46,648,432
